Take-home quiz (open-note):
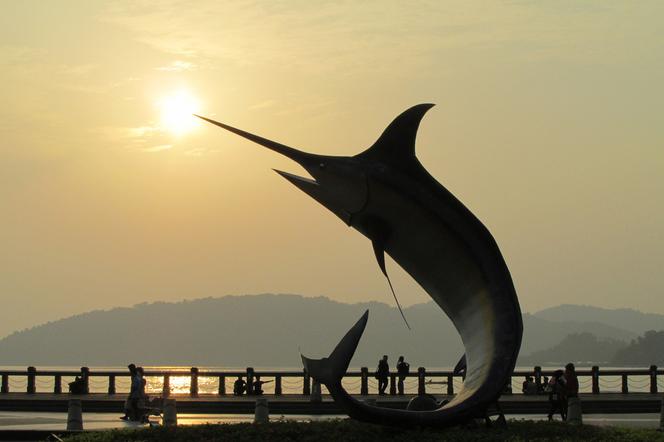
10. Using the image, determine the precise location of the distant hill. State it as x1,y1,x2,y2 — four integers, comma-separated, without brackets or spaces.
0,295,660,367
533,304,664,336
612,330,664,366
520,332,626,366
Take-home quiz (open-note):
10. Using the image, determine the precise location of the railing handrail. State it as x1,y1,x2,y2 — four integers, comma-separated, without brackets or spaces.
1,367,662,377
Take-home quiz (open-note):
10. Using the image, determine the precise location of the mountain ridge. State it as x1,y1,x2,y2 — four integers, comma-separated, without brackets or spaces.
1,294,662,367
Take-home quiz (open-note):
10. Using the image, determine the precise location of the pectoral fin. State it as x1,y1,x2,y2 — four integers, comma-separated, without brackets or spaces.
370,235,411,330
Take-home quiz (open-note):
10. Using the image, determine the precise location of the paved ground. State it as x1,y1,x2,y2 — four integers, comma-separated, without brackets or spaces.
1,392,663,415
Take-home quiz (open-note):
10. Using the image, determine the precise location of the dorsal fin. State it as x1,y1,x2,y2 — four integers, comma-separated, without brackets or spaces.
356,103,434,166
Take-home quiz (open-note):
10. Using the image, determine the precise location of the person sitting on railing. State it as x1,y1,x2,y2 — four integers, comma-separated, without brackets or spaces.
233,376,246,396
539,376,549,394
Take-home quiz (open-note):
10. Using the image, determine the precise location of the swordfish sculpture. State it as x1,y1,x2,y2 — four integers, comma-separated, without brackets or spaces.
197,104,523,427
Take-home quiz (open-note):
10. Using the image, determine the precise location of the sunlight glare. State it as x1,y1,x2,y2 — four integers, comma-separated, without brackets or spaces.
158,90,201,136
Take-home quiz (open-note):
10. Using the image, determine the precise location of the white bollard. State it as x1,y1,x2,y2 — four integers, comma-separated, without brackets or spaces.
162,398,177,427
310,380,322,403
566,397,583,425
254,398,269,424
658,398,664,431
66,399,83,430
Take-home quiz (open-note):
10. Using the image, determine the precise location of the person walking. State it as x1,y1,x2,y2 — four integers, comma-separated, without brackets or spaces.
376,355,390,395
396,356,410,395
547,369,567,421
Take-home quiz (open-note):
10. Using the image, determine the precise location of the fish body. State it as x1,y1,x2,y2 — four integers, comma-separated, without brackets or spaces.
198,104,523,427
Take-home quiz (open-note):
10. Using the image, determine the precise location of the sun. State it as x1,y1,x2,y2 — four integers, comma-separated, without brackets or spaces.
158,90,201,136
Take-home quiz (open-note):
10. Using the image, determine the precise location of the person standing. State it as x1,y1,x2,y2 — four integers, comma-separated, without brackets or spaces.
565,363,579,398
396,356,410,395
121,364,138,421
376,355,390,395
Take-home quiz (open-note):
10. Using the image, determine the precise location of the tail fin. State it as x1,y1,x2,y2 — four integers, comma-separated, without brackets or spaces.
301,310,369,385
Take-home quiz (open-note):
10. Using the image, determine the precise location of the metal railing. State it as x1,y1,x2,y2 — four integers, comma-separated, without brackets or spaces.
0,365,660,396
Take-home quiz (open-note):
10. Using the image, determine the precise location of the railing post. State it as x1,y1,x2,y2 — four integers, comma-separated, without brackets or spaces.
591,366,600,394
218,375,226,396
163,375,170,397
534,366,542,392
81,367,90,394
360,367,368,395
621,374,628,394
447,374,454,395
418,367,426,395
1,374,8,393
246,368,254,395
54,375,62,394
190,367,199,397
303,369,311,395
107,375,115,395
505,376,513,395
389,373,397,395
274,375,282,396
27,366,36,394
650,365,658,394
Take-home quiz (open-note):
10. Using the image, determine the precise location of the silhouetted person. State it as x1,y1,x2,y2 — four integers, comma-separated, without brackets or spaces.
540,376,549,394
68,367,88,395
396,356,410,395
565,363,579,398
233,376,246,396
120,364,136,420
253,376,272,395
522,375,537,395
376,355,389,395
547,369,567,421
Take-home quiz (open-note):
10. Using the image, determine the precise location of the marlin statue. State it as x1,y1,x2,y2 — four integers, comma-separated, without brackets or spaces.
197,104,523,427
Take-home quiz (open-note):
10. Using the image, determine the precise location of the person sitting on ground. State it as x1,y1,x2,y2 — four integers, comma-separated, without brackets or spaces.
522,375,537,395
376,355,390,395
396,356,410,395
233,376,246,396
253,376,267,395
68,367,88,395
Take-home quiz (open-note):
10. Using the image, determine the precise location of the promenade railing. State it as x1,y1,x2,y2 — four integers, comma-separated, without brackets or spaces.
0,366,660,397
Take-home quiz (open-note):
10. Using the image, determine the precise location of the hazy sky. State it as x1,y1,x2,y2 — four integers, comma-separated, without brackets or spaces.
1,1,662,338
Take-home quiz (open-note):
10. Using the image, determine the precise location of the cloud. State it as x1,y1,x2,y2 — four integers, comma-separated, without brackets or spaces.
155,60,196,72
248,100,276,110
142,144,173,152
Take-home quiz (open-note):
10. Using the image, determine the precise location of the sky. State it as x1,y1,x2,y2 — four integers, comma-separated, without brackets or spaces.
1,1,662,338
